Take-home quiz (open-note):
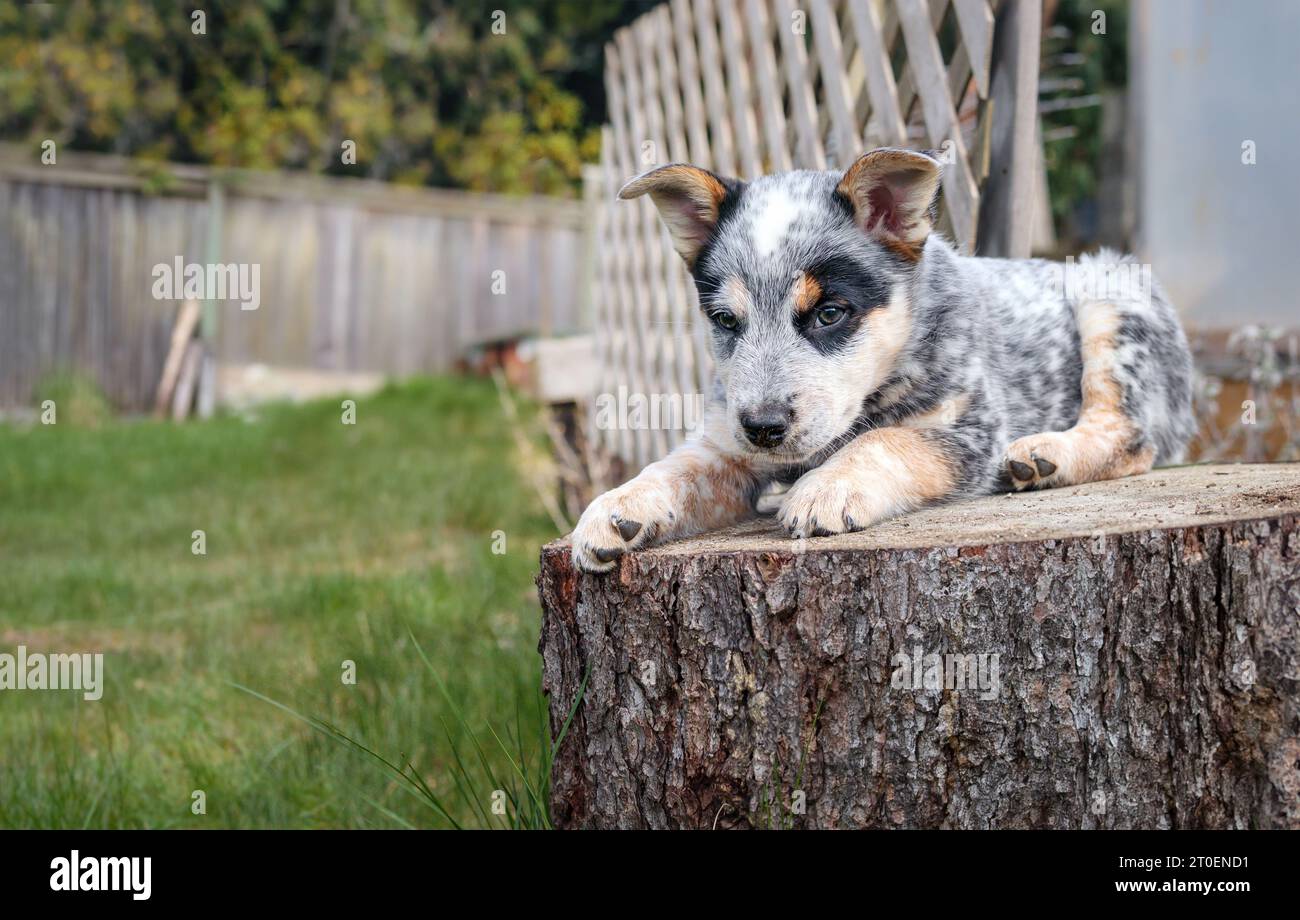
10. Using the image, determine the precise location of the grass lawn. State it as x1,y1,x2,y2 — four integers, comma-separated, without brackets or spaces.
0,377,562,828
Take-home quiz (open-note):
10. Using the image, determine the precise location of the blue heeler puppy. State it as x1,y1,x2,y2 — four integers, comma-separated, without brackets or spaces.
572,148,1195,573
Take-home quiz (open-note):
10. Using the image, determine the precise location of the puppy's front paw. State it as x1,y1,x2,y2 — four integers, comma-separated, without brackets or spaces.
570,481,676,574
777,466,877,539
1004,433,1065,490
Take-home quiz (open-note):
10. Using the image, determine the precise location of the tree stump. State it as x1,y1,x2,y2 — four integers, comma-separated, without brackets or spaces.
537,463,1300,829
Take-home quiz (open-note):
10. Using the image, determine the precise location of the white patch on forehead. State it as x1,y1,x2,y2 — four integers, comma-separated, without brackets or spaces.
748,187,804,260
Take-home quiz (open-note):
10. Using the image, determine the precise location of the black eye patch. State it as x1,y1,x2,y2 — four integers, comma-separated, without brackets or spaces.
794,259,890,354
795,300,867,354
804,257,892,309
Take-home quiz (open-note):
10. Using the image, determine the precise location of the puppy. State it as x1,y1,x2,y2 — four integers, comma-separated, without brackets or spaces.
572,148,1194,573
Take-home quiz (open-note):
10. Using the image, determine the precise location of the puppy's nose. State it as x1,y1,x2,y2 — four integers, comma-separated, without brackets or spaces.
740,405,793,448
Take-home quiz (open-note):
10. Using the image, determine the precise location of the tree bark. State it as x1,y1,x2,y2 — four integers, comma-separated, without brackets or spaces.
537,463,1300,829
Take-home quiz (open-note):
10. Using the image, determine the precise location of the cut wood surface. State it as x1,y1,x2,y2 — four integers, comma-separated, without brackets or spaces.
537,463,1300,829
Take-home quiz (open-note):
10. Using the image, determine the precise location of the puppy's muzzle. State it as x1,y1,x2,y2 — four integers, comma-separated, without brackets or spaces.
740,404,794,449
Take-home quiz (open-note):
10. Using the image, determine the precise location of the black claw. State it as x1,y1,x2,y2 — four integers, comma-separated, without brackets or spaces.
1032,455,1057,477
594,546,624,563
616,519,643,542
1008,459,1035,481
811,526,833,537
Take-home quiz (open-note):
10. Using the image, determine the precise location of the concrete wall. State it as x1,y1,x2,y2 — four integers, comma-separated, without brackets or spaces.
1134,0,1300,328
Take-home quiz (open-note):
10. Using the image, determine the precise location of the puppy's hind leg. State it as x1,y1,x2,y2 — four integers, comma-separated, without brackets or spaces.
1004,299,1155,490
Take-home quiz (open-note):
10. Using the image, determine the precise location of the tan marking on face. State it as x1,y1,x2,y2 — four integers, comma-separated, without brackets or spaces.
718,276,753,320
821,285,913,443
851,285,912,396
791,272,822,316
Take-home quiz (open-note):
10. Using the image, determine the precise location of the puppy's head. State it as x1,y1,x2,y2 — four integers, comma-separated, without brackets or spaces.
620,148,941,463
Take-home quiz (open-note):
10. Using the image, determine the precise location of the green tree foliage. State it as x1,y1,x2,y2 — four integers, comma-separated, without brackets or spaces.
1040,0,1129,225
0,0,644,195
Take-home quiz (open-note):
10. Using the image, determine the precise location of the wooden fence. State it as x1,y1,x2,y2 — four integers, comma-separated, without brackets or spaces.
0,145,591,412
590,0,1040,471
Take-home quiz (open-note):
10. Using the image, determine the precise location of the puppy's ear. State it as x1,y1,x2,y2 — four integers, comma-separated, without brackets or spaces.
619,164,741,269
837,148,941,259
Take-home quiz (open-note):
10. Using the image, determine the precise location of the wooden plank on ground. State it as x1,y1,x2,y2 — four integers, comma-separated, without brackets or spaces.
153,298,201,418
170,339,204,421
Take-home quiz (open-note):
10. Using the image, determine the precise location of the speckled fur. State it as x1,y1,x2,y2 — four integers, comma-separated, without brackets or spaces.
571,150,1195,573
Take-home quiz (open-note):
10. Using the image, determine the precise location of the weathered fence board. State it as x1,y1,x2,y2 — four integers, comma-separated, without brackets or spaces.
0,146,588,412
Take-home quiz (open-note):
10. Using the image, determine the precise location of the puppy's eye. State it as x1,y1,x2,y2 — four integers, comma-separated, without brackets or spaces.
815,304,846,326
711,310,739,331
